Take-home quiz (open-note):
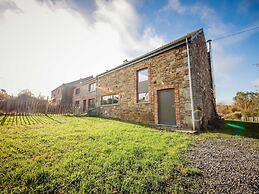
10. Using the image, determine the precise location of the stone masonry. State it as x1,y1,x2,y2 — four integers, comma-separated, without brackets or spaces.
189,33,217,130
51,28,217,131
96,29,217,131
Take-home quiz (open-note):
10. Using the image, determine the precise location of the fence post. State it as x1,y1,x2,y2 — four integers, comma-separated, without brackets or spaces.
45,97,49,115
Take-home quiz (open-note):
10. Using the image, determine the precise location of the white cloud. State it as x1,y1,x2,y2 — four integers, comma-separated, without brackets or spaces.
0,0,22,17
167,0,186,14
252,79,259,88
0,0,164,97
164,0,254,103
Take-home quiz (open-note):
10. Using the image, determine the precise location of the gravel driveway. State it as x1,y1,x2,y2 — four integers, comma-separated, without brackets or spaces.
187,137,259,194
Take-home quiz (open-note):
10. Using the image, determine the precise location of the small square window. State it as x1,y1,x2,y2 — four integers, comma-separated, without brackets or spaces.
89,83,96,92
75,88,80,95
101,94,119,105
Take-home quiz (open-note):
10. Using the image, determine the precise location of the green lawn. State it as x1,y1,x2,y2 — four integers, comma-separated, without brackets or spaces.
0,115,258,193
223,120,259,139
0,115,201,193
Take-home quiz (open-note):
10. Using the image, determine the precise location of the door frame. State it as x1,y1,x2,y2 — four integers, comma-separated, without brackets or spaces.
157,89,176,125
154,84,180,126
83,100,87,112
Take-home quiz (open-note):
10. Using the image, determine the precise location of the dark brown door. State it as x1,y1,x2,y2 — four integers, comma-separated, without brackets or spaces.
83,100,86,112
158,89,176,125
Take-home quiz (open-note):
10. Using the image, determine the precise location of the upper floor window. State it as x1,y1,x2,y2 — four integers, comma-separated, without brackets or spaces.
101,94,119,105
137,68,149,102
89,83,96,92
75,88,80,95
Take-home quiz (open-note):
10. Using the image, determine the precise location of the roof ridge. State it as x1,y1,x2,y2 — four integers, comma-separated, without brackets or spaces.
51,75,95,92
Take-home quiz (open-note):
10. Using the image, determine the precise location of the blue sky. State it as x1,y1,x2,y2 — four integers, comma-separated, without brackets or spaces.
137,0,259,103
0,0,258,103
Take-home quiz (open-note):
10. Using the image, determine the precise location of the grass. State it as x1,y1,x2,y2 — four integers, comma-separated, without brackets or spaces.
0,115,201,193
223,119,259,139
0,115,258,193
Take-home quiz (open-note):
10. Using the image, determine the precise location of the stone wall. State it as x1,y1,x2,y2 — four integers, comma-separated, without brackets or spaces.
189,32,217,130
50,30,216,131
97,43,193,129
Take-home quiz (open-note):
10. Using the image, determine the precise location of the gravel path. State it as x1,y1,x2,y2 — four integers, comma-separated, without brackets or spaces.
187,138,259,194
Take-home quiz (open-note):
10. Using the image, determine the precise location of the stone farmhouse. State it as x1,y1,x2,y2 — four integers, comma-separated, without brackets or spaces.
51,28,217,131
72,77,96,113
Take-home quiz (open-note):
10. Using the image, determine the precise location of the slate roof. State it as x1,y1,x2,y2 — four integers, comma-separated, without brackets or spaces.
51,76,94,92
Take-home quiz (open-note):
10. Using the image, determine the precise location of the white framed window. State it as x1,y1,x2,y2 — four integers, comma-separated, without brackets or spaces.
89,83,96,92
101,94,119,105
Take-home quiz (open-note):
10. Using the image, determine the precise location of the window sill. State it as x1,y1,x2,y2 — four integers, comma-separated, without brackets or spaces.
100,103,119,107
137,101,150,104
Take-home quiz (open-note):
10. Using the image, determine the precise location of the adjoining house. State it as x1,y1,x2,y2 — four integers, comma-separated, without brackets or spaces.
72,77,96,113
51,28,217,131
51,76,94,105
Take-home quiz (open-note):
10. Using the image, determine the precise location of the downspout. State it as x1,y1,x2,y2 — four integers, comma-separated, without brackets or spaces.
95,76,99,114
207,40,216,100
186,38,196,131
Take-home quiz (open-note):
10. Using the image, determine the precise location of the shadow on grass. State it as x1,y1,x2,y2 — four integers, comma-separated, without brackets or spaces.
45,114,62,124
63,114,153,128
0,114,7,125
48,115,259,139
220,120,259,139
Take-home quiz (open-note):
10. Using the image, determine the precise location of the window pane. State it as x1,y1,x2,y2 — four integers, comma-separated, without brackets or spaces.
89,83,96,92
107,96,113,104
101,96,108,105
138,93,149,102
101,95,119,105
75,88,80,95
137,68,148,102
138,80,148,93
113,95,119,104
101,95,113,105
138,68,148,82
